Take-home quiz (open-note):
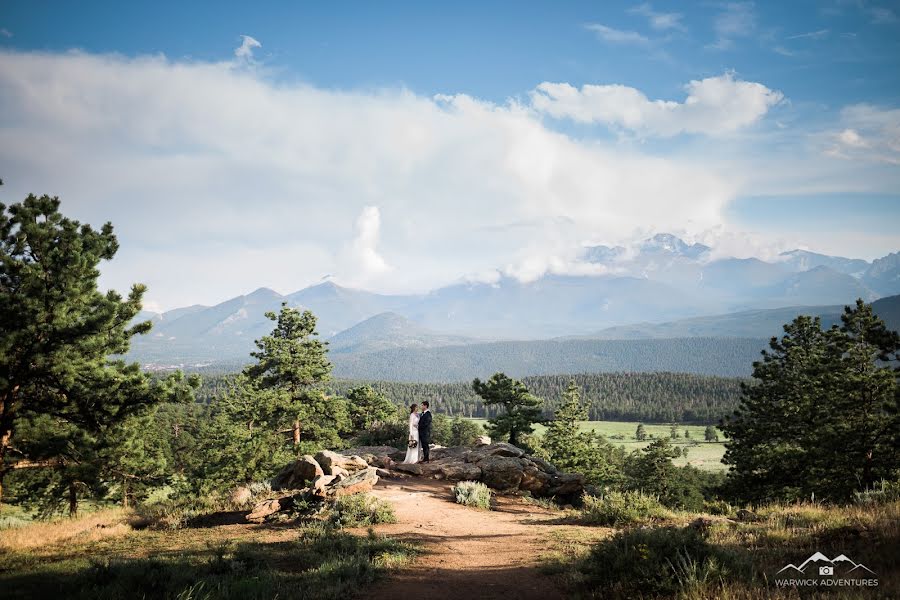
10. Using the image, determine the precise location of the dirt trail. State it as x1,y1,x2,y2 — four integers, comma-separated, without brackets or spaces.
361,478,598,600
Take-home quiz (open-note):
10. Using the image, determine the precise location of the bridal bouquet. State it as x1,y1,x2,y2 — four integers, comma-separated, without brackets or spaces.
408,439,418,449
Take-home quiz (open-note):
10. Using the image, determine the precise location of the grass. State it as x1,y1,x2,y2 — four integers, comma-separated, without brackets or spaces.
544,499,900,598
328,494,397,528
580,491,673,526
467,419,728,472
0,506,416,600
452,481,492,510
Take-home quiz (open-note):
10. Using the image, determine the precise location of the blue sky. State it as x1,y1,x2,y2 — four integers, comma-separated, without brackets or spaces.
1,1,899,309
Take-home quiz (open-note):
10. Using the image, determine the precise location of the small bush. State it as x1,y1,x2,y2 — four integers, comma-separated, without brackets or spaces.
579,526,746,597
329,494,397,528
453,481,492,510
581,491,671,526
854,479,900,506
702,498,734,516
132,495,239,530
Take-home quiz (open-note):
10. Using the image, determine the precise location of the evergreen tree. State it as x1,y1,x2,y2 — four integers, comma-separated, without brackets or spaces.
704,425,718,442
669,424,679,439
449,417,483,446
472,373,543,447
543,381,620,486
722,302,900,502
243,304,350,453
635,423,647,441
346,385,395,432
0,195,197,510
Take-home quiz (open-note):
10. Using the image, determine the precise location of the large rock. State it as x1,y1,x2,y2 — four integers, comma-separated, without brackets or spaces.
315,450,368,475
478,456,524,491
383,442,583,498
328,467,380,497
246,497,292,523
475,435,491,446
439,462,482,481
271,455,324,490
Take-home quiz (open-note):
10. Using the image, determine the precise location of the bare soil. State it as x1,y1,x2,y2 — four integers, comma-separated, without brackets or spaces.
360,478,604,600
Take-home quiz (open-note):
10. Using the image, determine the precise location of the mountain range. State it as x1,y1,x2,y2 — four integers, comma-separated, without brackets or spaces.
127,234,900,379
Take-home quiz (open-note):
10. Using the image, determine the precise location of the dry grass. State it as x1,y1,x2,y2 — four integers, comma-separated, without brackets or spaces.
0,508,131,551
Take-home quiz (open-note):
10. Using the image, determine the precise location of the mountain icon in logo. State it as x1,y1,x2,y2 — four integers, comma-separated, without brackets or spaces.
776,552,876,575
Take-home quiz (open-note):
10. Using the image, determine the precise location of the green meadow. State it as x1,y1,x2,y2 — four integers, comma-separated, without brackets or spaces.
466,419,728,472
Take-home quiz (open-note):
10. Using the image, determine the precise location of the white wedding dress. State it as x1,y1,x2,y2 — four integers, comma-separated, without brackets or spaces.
403,412,420,464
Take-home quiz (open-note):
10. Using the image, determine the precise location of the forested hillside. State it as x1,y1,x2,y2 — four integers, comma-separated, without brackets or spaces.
192,371,745,423
329,337,767,381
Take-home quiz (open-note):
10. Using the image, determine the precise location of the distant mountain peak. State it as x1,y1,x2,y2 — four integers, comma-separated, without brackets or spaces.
641,233,710,259
246,286,281,299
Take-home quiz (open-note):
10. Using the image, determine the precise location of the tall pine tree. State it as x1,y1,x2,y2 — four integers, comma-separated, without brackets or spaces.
0,195,197,511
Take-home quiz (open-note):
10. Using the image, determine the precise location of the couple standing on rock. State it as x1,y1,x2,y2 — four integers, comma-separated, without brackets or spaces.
404,401,432,464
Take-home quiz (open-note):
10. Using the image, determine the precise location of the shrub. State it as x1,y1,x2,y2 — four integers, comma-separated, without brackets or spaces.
854,479,900,506
579,526,746,597
580,491,671,526
329,494,397,528
702,498,734,516
453,481,492,510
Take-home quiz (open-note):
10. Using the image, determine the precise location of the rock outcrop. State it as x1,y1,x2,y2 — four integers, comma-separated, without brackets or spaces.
344,442,584,499
251,452,380,523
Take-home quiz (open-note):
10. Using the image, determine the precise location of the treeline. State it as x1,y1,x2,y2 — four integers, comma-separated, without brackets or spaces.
335,372,742,423
192,371,743,423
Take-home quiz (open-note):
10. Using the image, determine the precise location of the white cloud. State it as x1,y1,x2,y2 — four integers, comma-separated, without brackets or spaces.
786,29,830,40
584,23,650,45
629,4,686,32
709,2,756,50
530,72,783,137
0,28,12,38
234,35,261,60
824,104,900,164
0,49,743,309
338,206,391,285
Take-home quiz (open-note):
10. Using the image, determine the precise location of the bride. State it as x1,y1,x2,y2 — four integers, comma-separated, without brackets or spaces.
403,403,420,464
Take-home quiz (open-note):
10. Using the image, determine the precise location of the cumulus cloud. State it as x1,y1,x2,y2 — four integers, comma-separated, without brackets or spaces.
824,104,900,165
531,72,783,137
337,206,392,285
584,23,650,45
0,49,746,308
234,35,261,60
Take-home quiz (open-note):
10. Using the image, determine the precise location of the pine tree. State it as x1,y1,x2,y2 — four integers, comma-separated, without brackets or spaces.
243,304,349,453
472,373,543,447
0,195,198,511
543,381,619,485
722,303,900,502
635,423,647,441
704,425,718,442
347,385,395,432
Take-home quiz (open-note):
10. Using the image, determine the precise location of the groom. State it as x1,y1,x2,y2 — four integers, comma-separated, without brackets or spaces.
419,401,432,462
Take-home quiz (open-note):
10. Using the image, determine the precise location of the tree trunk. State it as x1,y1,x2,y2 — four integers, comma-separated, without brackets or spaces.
122,478,129,509
292,420,300,446
69,482,78,518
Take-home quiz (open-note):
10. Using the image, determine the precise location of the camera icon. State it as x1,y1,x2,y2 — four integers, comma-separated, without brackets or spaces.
819,566,834,576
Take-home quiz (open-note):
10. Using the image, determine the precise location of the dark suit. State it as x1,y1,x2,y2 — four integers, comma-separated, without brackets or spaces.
419,410,433,461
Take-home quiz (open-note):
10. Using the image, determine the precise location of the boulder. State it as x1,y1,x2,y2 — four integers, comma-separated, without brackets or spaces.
246,497,291,523
548,473,584,496
328,467,380,497
475,435,491,446
315,450,368,475
519,464,551,493
478,456,524,491
271,455,324,490
393,463,423,476
465,442,526,462
439,462,482,481
311,474,337,497
736,509,761,522
331,466,350,478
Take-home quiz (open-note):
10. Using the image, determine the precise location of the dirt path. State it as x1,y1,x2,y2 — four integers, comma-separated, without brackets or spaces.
361,478,599,600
